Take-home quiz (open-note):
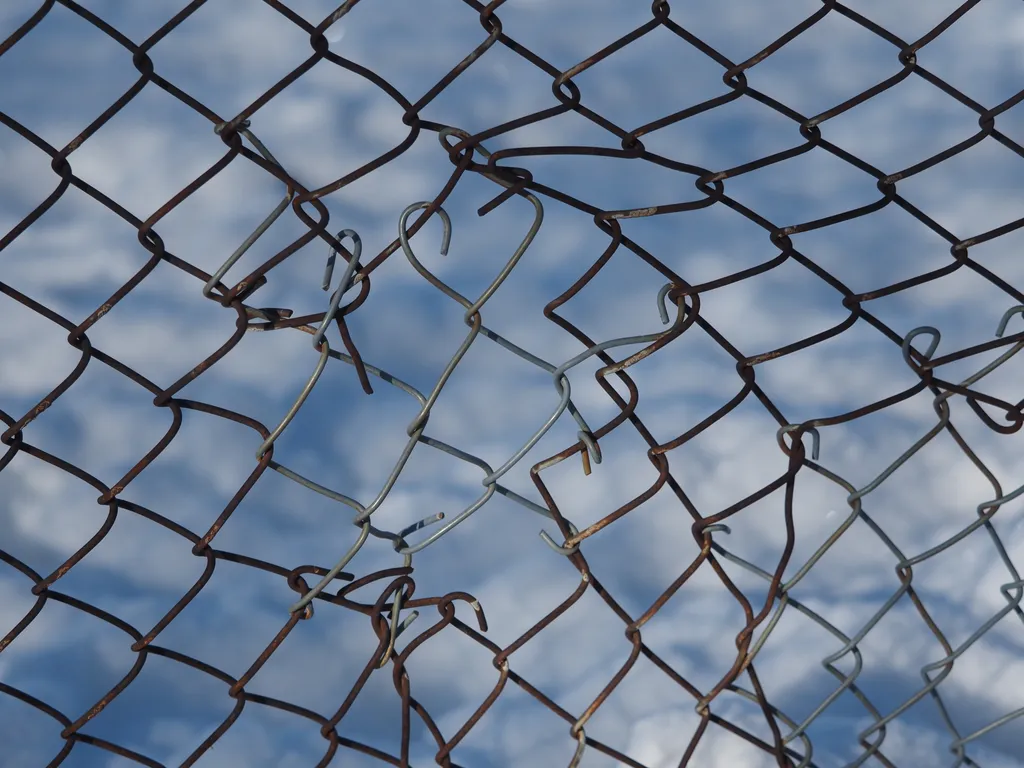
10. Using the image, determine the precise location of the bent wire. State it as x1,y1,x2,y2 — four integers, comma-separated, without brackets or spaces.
258,312,576,592
396,195,554,431
567,726,587,768
995,304,1024,338
393,431,584,556
393,200,604,552
398,200,599,462
290,521,371,614
847,322,1024,510
377,559,420,668
205,121,296,299
511,284,691,555
777,424,821,462
391,433,574,556
244,229,442,615
252,333,442,551
311,228,362,351
255,230,361,461
500,281,689,491
533,286,690,553
849,318,1024,760
437,127,605,473
263,315,580,598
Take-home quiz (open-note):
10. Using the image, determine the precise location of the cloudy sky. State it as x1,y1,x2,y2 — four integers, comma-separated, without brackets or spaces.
2,1,1024,766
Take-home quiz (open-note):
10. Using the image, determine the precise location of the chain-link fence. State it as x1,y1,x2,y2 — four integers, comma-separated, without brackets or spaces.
2,1,1024,766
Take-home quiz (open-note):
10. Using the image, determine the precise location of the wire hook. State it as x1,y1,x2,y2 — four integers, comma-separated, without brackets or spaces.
398,190,543,436
777,424,821,461
311,229,361,351
290,521,371,614
901,325,941,370
378,565,419,668
538,519,583,556
996,305,1024,338
484,283,690,491
577,430,601,476
656,282,679,324
205,121,296,299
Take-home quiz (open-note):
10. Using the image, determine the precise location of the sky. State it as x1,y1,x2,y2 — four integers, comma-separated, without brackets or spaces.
2,0,1024,766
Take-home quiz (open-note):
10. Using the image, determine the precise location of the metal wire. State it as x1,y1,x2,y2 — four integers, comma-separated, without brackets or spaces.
2,1,1024,766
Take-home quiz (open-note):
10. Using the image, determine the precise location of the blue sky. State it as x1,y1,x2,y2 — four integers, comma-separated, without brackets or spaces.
2,1,1024,766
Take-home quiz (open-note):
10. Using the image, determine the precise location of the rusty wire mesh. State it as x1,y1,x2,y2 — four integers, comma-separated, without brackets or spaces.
3,1,1024,766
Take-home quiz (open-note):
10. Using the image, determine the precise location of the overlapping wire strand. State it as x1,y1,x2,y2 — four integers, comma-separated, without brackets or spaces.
3,1,1024,766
